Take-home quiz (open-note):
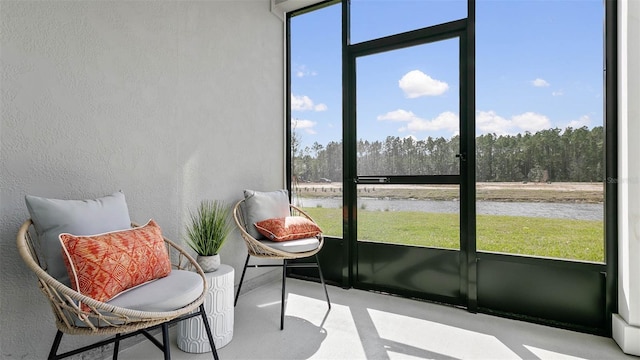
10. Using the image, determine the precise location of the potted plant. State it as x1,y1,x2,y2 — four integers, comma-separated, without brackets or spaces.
185,200,233,272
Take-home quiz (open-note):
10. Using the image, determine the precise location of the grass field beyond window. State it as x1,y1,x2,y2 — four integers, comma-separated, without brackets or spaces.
303,207,604,263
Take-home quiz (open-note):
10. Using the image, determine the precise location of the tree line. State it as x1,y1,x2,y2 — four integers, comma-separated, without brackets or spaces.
292,126,604,183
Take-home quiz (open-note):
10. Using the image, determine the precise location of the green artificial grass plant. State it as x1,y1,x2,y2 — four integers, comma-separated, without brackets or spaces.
185,200,233,256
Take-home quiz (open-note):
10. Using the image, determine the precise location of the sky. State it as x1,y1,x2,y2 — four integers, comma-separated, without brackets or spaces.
290,0,604,150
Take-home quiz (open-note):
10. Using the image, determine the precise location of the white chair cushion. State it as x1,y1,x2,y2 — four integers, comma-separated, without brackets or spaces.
243,189,290,240
260,237,320,253
25,192,131,287
107,270,203,312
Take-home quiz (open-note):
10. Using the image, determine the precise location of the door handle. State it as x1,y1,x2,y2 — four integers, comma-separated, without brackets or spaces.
356,176,390,184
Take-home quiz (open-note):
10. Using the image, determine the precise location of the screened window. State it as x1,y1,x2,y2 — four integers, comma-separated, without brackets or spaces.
475,0,605,262
289,3,343,238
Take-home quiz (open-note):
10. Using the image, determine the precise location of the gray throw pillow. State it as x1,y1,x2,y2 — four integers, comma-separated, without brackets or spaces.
25,192,132,287
243,189,290,239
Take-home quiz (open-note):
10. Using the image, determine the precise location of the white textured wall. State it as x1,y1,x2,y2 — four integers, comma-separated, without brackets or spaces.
0,1,283,358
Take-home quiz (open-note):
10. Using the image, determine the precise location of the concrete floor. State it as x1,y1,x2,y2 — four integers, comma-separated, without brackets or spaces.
120,278,633,360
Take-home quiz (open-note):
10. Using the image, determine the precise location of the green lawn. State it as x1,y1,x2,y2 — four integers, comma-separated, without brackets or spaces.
303,207,604,263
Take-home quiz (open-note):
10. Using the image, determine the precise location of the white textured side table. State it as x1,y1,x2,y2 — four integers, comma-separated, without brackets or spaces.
177,264,234,353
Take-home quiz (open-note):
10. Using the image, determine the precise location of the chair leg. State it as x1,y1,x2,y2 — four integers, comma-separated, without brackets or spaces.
316,254,331,309
113,334,121,360
161,323,170,360
48,330,63,360
199,304,219,360
281,259,287,330
234,253,251,306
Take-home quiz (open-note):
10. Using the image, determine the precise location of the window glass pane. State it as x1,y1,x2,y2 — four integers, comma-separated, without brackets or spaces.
356,39,460,176
290,4,343,238
350,0,467,44
356,184,460,250
475,0,604,262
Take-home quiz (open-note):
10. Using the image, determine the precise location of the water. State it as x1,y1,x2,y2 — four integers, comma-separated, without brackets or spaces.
295,197,603,221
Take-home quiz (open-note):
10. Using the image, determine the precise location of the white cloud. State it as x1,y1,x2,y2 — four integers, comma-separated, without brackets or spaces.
378,109,458,133
566,115,591,129
532,78,550,87
291,94,327,112
476,110,552,135
512,112,551,132
552,90,564,96
294,65,317,78
377,109,417,122
377,108,558,137
408,111,458,132
292,95,313,111
292,119,317,134
398,70,449,98
477,110,512,136
314,103,328,111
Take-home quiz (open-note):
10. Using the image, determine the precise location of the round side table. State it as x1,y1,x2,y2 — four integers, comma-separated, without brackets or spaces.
177,264,234,353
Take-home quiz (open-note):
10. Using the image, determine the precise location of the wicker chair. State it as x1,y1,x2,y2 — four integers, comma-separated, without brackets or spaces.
17,219,219,360
232,199,331,330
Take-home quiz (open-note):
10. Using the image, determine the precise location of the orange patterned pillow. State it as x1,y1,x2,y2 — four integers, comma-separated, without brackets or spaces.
59,219,171,310
254,216,322,242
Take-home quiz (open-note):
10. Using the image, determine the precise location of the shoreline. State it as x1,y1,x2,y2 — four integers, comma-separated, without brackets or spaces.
293,182,604,204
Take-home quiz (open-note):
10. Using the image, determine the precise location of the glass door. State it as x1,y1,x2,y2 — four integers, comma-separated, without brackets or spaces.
355,39,460,249
346,27,473,305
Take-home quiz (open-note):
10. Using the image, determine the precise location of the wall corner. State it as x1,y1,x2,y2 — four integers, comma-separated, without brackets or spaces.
270,0,285,21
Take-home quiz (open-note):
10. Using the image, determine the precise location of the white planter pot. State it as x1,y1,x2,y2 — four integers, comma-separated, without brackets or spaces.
197,254,221,272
